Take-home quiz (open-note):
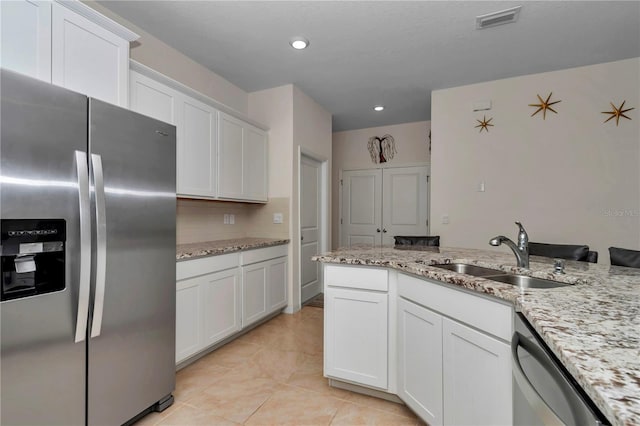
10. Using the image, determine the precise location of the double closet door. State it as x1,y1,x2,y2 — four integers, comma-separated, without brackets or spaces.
341,166,429,247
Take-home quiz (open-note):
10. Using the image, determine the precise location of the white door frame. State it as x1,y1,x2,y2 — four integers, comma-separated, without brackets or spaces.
339,162,430,248
298,147,329,306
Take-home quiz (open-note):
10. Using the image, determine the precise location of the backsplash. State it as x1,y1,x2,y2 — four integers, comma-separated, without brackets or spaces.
176,197,290,244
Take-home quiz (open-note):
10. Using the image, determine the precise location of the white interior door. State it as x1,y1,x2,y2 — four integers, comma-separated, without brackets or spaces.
382,166,429,245
300,155,322,303
341,169,382,248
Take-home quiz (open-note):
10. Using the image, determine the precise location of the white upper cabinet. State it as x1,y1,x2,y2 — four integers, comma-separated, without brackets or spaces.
218,113,244,199
129,71,178,125
1,0,51,81
218,112,268,203
130,70,217,198
129,64,269,202
1,0,138,107
179,97,217,197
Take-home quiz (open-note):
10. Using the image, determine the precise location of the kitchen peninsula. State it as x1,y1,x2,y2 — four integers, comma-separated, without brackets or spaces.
313,246,640,426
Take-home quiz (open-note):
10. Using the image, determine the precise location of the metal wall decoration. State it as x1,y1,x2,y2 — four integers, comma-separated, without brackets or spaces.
367,134,397,164
529,92,561,119
602,101,634,126
475,115,494,133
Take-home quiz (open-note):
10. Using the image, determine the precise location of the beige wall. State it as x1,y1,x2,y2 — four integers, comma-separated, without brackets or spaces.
292,86,333,308
248,85,332,312
84,1,249,114
331,121,431,248
431,58,640,264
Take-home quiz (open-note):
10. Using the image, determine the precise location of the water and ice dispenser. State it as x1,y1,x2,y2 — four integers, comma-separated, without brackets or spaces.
1,219,66,301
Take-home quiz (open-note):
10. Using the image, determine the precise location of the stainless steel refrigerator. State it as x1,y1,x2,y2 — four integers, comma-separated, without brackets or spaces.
1,69,176,425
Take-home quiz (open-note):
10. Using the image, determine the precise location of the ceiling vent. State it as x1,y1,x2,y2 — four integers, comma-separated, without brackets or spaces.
476,6,521,29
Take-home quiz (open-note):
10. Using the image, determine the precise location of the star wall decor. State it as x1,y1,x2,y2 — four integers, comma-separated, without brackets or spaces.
475,115,494,133
529,92,561,119
602,101,634,126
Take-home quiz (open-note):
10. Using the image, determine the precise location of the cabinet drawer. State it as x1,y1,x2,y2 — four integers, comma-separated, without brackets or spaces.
398,273,512,341
325,264,388,292
176,252,240,281
240,244,288,266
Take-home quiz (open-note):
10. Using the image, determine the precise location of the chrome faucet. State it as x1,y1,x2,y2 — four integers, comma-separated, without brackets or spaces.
489,221,529,269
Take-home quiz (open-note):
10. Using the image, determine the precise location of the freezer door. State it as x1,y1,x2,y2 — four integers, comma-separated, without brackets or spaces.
87,99,176,425
0,70,87,425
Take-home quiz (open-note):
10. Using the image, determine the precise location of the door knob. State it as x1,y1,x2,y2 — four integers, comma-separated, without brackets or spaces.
383,228,387,233
376,228,381,233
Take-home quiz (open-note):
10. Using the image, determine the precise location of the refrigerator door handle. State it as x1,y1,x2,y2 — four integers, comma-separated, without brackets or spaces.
74,150,91,343
511,331,565,426
90,153,107,338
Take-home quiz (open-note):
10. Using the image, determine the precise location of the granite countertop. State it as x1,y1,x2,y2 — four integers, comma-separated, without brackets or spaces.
312,246,640,426
177,237,290,260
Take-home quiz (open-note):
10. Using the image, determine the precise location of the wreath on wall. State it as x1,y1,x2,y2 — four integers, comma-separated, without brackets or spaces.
367,134,397,164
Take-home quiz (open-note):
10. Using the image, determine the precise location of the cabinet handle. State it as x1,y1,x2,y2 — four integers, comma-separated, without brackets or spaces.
376,228,381,233
383,228,387,233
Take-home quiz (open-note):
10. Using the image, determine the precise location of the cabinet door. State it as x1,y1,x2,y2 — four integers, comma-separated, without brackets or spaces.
398,298,443,426
51,2,129,107
176,277,202,363
1,0,51,81
129,71,179,125
442,318,512,426
325,287,388,389
243,125,268,201
218,112,244,199
202,268,241,347
179,97,217,197
242,261,268,326
268,257,287,312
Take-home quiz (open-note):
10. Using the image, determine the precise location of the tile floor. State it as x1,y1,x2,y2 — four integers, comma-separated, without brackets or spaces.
135,306,423,425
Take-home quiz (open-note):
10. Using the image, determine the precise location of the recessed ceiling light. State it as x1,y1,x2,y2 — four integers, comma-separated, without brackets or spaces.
289,37,309,50
373,105,385,112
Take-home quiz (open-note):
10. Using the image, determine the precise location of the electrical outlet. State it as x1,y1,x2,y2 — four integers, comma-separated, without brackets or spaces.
478,181,485,192
229,214,235,225
273,213,283,224
223,214,229,224
442,215,450,225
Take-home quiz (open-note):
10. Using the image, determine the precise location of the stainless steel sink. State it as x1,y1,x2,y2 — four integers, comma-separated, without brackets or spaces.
432,263,504,277
433,263,570,289
485,274,570,289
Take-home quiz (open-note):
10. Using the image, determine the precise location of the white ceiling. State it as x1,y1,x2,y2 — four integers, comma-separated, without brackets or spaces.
100,1,640,132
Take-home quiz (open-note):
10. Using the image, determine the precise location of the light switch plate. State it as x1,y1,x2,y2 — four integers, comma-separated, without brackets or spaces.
229,214,235,225
223,214,229,224
273,213,283,224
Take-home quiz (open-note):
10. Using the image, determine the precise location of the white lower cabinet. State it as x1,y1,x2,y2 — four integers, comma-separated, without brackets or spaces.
325,286,388,390
176,245,288,365
398,297,443,425
322,266,513,426
176,277,202,362
323,265,390,390
241,246,288,328
242,261,268,325
443,318,512,426
202,268,242,348
176,265,241,364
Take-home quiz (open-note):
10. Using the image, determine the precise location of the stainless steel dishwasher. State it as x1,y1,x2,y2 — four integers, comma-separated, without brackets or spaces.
512,313,609,426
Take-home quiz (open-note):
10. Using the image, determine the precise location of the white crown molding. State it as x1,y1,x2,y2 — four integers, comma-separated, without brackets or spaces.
56,0,140,42
130,60,269,131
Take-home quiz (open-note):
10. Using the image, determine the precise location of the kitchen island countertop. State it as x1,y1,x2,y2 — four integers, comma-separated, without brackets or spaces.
177,237,289,260
313,246,640,426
